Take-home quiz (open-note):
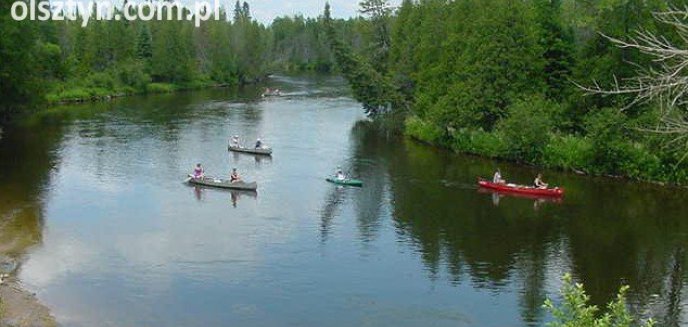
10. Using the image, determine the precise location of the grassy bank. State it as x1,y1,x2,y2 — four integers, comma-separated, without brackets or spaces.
405,116,688,186
45,79,239,105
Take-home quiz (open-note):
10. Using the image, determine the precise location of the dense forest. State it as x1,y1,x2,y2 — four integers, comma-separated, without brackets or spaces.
0,0,375,119
4,0,688,184
323,0,688,185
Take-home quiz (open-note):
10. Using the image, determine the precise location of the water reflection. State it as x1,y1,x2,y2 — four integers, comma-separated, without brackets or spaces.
230,190,258,208
193,185,203,201
1,75,687,326
476,188,563,208
319,186,348,244
0,124,62,272
347,120,688,326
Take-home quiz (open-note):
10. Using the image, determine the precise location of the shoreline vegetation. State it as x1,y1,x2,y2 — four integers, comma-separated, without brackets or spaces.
404,115,685,187
45,79,264,105
321,0,688,187
0,0,366,122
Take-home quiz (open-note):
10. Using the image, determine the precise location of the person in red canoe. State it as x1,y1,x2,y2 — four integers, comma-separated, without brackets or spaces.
230,168,242,183
493,169,506,184
534,173,548,189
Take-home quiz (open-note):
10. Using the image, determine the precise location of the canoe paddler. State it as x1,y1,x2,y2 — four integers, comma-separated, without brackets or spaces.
230,168,242,183
193,163,204,179
493,169,505,184
231,135,240,147
534,173,548,189
255,138,263,149
335,167,346,181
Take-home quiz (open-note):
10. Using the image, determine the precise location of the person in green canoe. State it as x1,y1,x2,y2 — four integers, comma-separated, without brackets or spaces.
335,167,346,181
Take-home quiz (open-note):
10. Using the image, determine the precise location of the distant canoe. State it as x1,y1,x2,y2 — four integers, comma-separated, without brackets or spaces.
228,145,272,155
326,177,363,187
477,178,563,197
187,175,258,191
261,91,281,97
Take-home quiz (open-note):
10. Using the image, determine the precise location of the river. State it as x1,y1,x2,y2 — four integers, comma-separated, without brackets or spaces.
0,75,686,326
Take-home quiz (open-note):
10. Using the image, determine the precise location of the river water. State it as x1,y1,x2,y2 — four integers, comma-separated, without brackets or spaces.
0,75,686,327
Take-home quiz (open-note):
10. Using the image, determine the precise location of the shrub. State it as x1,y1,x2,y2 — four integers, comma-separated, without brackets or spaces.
497,95,559,162
584,108,631,175
86,72,116,89
405,116,444,144
117,61,151,91
617,143,663,181
451,128,507,158
542,134,593,172
55,88,90,101
146,83,177,93
544,274,654,327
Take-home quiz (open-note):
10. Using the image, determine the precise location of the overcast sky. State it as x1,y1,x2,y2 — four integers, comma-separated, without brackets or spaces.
235,0,402,24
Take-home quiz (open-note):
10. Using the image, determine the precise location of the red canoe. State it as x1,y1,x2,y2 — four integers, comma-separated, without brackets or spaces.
478,178,564,197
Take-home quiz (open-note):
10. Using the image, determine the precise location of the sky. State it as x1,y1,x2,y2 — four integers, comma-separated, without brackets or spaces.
225,0,402,24
61,0,402,25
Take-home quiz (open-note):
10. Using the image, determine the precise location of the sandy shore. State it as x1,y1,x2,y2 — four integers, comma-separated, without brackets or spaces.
0,275,57,327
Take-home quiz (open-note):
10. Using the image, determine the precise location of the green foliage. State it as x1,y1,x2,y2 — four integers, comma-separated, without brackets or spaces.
270,16,338,73
323,3,403,116
404,116,444,144
401,0,548,131
497,96,558,162
535,0,575,101
452,129,508,159
544,274,654,327
117,61,152,91
542,135,593,172
37,42,66,79
0,0,44,120
2,2,322,108
363,0,688,183
2,0,687,185
146,83,177,94
582,109,663,180
151,17,196,83
0,0,372,118
50,88,95,102
405,116,508,158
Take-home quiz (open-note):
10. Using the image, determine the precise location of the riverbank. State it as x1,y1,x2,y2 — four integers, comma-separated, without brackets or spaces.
45,79,261,106
0,277,56,327
46,82,209,105
405,116,688,186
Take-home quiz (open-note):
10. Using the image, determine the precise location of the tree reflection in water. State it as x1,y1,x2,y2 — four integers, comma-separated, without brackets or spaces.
327,120,688,326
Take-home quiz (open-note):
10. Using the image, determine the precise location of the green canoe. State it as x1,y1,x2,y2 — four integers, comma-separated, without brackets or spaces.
326,177,363,187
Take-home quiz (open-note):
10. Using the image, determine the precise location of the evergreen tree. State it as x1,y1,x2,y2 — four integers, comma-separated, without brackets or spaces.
0,0,43,119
